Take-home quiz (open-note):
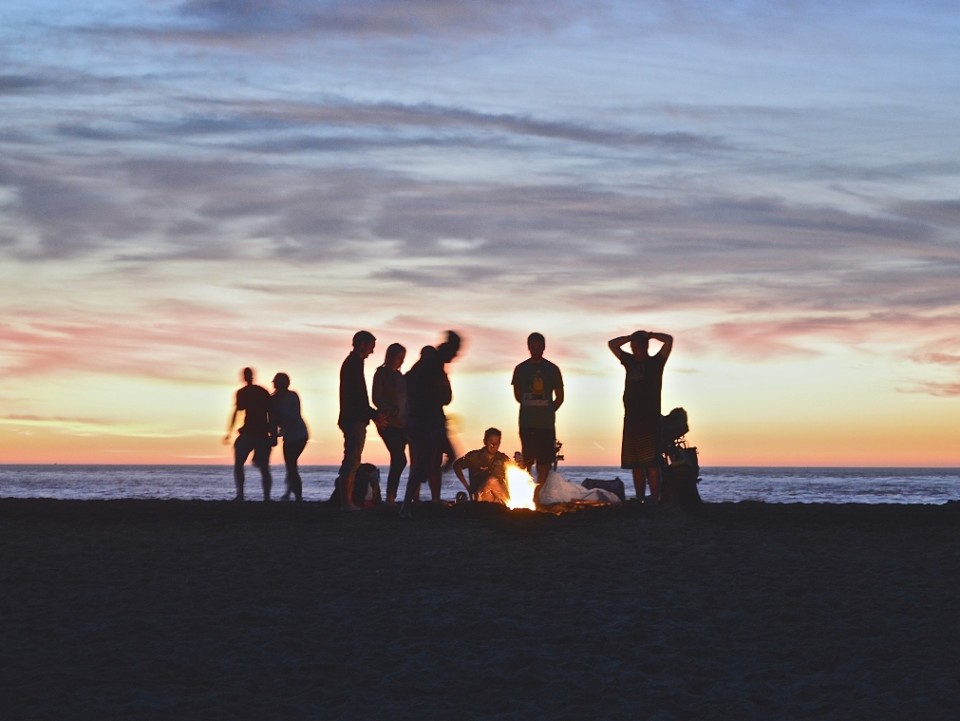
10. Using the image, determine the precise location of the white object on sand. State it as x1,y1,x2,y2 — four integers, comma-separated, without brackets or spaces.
538,471,622,506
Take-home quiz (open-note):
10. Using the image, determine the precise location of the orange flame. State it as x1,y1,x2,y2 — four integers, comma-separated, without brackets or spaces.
505,464,537,510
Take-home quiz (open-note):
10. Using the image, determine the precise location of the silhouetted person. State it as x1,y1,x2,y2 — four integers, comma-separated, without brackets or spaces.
405,345,437,504
453,427,511,503
609,330,673,503
224,367,274,501
511,332,564,490
423,346,459,501
372,342,408,504
337,330,379,511
400,331,462,517
430,387,458,499
272,372,309,502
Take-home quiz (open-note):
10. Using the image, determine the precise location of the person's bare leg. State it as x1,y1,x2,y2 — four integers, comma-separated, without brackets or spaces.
537,463,550,486
428,463,442,502
632,468,647,502
342,472,361,510
530,463,550,505
339,425,364,510
647,465,661,504
259,463,272,501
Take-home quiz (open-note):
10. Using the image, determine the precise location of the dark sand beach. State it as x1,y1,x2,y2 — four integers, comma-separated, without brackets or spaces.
2,498,958,720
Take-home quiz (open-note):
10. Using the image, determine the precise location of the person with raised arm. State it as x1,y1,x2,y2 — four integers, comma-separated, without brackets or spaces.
608,330,673,503
400,331,462,518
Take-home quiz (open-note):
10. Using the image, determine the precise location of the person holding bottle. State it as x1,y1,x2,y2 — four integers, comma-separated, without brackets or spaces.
511,332,564,491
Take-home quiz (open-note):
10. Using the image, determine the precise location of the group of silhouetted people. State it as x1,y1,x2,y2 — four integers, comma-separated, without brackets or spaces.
224,326,672,509
224,368,309,502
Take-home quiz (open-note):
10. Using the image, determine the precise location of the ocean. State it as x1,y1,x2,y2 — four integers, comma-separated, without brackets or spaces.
0,464,958,505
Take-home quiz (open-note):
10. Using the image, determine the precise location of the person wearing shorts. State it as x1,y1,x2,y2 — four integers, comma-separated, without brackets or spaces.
224,367,274,501
511,332,564,489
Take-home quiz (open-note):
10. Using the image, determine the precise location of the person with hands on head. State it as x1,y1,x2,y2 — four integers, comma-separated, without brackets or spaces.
608,330,673,504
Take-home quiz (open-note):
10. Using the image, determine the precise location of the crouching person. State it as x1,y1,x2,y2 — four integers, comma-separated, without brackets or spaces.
453,428,511,503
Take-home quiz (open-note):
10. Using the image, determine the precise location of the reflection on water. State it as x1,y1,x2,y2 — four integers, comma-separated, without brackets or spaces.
0,465,958,504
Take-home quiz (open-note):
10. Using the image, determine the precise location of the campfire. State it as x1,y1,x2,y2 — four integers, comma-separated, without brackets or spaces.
504,464,537,510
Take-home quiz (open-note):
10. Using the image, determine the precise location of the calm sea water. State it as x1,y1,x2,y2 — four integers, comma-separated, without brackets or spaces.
0,465,958,504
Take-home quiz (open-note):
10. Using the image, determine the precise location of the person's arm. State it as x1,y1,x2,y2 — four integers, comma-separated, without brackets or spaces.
649,331,674,360
342,353,377,423
272,398,284,439
373,369,396,425
223,406,238,444
371,368,385,411
268,397,279,445
511,366,523,403
452,455,471,492
553,383,564,412
608,335,631,359
223,390,240,443
439,369,452,408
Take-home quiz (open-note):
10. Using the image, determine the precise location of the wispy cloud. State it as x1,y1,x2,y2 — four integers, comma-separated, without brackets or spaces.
2,0,960,465
174,0,593,40
4,144,958,321
0,74,51,93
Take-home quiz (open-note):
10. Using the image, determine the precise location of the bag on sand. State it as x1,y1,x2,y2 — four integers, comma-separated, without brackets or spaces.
661,446,701,507
330,463,383,507
539,472,622,506
581,477,626,502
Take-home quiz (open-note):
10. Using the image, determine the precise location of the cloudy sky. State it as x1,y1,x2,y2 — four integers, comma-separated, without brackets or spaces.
2,1,959,466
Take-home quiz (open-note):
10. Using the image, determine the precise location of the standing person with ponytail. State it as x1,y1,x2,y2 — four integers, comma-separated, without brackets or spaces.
372,343,408,504
271,372,309,502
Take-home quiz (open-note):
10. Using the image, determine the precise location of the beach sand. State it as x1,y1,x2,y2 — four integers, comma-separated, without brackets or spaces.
1,498,958,720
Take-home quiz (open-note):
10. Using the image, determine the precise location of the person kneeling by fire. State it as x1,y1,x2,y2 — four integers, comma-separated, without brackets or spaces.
453,427,512,503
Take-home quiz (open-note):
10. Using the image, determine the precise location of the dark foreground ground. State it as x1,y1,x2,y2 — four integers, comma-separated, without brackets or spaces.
1,499,958,721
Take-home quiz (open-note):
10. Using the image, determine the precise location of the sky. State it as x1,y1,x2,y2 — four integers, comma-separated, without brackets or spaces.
1,1,959,467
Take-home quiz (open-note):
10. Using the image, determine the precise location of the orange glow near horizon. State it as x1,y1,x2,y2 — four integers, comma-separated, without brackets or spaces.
2,375,960,468
2,336,960,468
3,429,959,467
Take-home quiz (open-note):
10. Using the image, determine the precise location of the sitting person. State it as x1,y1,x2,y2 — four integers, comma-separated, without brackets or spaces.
453,427,511,503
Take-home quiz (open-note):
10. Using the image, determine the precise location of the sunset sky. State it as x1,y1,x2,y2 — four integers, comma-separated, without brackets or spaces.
2,1,959,467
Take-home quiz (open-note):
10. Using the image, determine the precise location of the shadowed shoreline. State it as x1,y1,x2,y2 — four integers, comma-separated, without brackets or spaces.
2,499,958,720
2,496,959,524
